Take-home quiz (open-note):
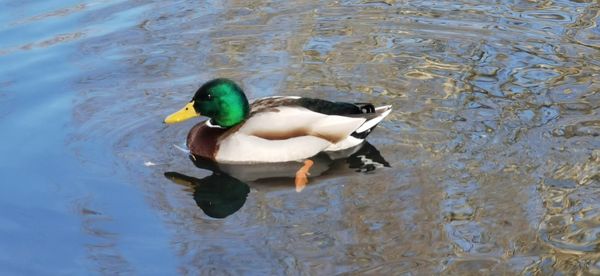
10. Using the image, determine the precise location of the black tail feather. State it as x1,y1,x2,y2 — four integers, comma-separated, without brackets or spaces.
351,123,379,139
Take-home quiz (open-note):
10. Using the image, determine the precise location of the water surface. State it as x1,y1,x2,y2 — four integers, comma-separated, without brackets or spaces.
1,0,599,274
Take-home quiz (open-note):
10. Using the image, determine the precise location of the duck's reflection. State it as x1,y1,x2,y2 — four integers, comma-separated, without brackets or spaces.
346,141,390,172
164,172,250,219
164,142,389,218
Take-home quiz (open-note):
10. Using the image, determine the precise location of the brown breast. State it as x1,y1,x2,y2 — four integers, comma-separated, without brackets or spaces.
187,122,228,160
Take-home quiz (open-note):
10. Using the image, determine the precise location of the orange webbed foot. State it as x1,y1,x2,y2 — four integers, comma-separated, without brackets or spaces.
295,159,314,192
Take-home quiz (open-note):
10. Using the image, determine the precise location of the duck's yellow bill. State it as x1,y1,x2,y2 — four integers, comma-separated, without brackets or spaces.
164,101,199,124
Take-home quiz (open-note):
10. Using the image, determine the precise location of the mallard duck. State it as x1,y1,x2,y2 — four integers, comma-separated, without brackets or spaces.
164,78,392,165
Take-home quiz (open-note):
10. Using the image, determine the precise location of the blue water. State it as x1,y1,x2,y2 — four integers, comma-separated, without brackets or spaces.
0,1,177,274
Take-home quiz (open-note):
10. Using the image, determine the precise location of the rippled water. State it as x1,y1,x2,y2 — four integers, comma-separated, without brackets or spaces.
1,0,599,274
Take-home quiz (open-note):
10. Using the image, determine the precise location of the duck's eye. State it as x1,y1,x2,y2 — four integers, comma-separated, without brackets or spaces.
199,93,212,101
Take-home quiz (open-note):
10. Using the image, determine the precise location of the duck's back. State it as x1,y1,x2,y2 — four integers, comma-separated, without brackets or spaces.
250,96,369,115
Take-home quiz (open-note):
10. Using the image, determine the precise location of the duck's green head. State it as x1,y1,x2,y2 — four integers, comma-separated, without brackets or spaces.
164,78,250,127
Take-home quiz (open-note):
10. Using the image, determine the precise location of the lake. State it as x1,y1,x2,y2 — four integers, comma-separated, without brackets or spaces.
1,0,599,274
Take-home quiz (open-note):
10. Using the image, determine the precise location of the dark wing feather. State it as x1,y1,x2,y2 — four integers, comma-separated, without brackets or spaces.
250,97,374,116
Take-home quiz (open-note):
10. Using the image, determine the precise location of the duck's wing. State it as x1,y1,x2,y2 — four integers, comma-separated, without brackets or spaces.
251,96,392,148
250,96,366,115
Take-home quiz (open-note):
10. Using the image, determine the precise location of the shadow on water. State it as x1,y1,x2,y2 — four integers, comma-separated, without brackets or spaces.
165,142,390,218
